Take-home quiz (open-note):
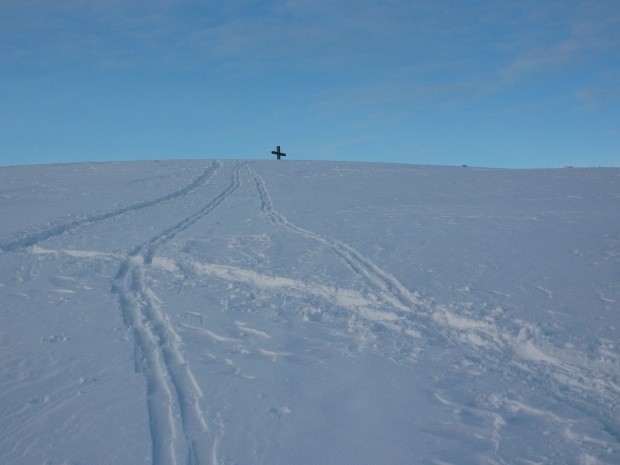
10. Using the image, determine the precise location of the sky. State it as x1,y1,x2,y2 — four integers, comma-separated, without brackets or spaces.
1,0,619,168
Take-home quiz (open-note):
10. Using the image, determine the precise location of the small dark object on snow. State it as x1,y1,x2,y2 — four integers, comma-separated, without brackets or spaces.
271,146,286,160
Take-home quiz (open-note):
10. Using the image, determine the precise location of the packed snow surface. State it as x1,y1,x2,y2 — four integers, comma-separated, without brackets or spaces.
1,159,618,465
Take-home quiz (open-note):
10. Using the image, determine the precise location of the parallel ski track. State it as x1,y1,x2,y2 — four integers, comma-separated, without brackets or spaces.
137,162,243,263
1,161,222,253
250,166,422,316
248,166,620,443
112,162,243,465
249,166,440,345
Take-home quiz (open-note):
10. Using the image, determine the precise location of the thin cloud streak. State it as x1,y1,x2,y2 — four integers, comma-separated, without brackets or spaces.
3,0,618,83
498,6,620,85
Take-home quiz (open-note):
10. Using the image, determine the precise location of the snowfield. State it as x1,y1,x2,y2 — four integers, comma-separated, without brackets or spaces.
1,159,618,465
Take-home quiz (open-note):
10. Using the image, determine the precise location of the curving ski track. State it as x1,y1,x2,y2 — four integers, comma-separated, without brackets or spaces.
138,163,242,264
5,160,617,463
112,162,243,465
250,166,421,315
1,161,222,253
248,164,620,447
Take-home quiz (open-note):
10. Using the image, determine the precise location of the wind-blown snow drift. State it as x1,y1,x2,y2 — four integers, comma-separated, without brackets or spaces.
1,160,618,465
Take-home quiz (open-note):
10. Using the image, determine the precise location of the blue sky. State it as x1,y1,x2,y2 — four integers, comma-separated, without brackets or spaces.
1,0,619,168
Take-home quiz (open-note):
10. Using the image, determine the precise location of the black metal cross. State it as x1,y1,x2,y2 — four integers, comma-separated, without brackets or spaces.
271,146,286,160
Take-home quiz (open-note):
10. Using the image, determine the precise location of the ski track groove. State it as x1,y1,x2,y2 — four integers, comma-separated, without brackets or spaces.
248,165,620,447
250,166,421,316
139,163,242,264
1,161,222,253
112,277,180,465
249,166,442,345
112,162,243,465
6,161,617,463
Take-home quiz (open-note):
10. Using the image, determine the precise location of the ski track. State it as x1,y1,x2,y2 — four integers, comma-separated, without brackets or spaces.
248,165,620,452
112,162,243,465
138,163,242,264
0,161,222,253
7,161,618,463
249,166,422,316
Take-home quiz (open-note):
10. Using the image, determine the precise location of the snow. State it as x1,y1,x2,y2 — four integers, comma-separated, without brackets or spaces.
1,159,619,465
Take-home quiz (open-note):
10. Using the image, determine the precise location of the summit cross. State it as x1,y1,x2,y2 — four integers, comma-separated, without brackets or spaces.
271,146,286,160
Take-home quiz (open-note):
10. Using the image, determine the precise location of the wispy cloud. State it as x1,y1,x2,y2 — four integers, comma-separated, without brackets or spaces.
2,0,619,107
0,1,511,71
497,3,620,85
0,1,160,70
575,70,620,108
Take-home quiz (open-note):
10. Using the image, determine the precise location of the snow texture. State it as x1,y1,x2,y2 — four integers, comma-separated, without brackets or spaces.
1,159,618,465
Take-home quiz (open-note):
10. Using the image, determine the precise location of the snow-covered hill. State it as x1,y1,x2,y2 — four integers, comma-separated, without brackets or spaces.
1,160,618,465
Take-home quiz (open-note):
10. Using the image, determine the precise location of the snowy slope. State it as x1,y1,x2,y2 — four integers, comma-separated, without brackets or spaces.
1,159,618,465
